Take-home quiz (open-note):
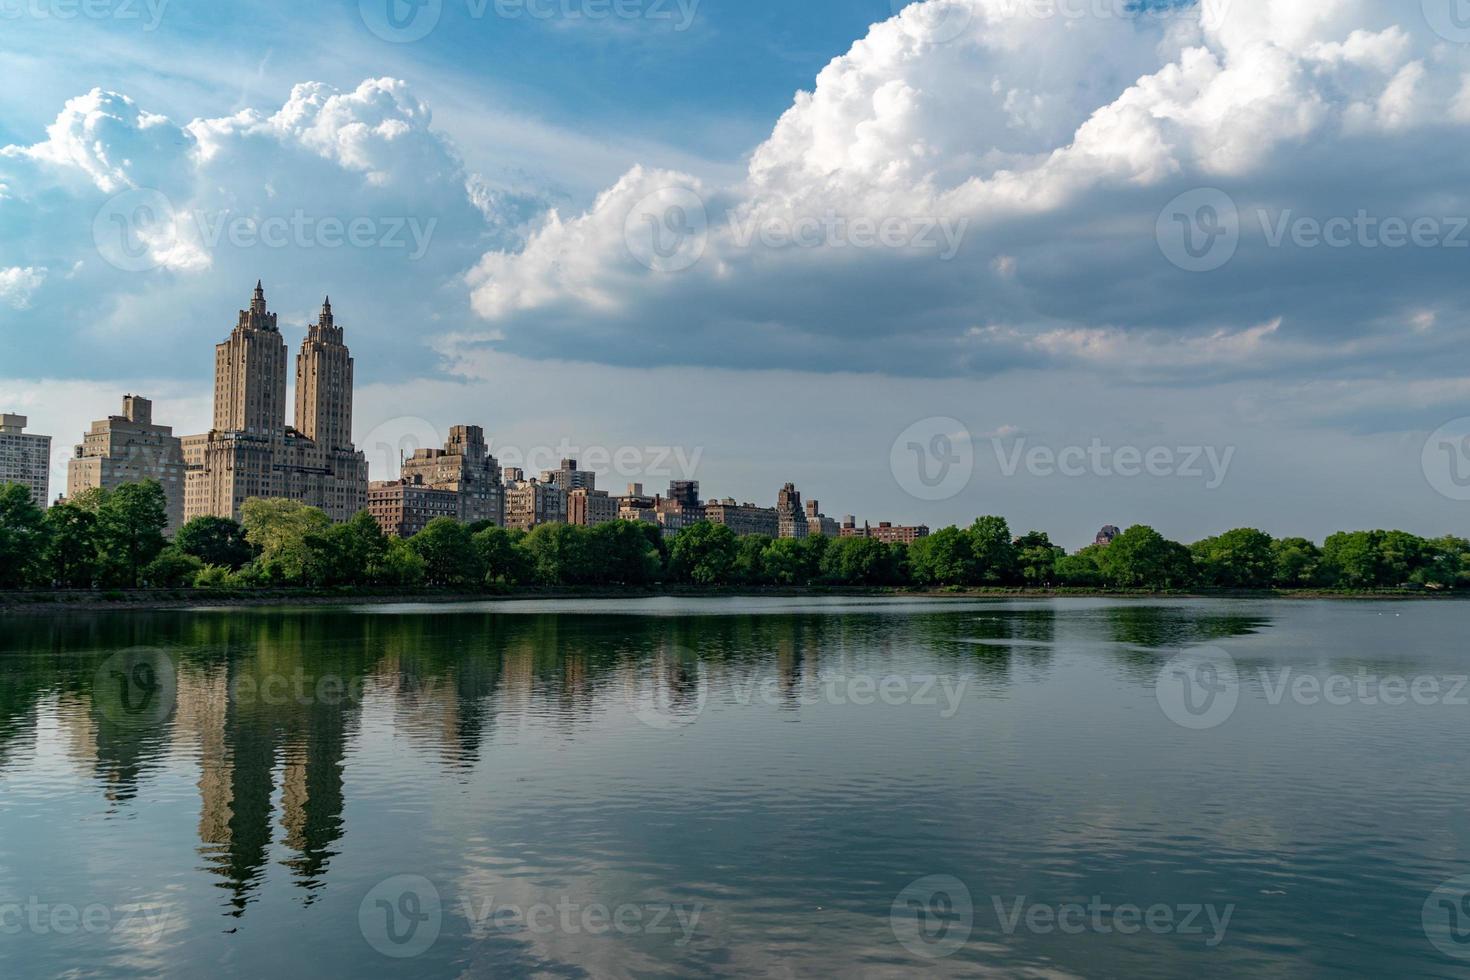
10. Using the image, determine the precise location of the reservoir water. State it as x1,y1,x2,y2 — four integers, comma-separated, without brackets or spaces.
1,596,1468,977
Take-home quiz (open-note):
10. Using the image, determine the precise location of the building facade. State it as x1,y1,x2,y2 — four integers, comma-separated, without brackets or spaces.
400,425,504,525
776,483,809,539
567,487,618,526
805,499,840,538
504,478,567,532
68,395,186,533
704,498,779,537
367,478,460,537
183,285,368,523
840,519,929,544
540,458,596,493
0,414,50,508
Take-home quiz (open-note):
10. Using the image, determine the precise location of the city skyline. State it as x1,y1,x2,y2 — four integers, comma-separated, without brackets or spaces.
14,281,935,541
3,1,1470,549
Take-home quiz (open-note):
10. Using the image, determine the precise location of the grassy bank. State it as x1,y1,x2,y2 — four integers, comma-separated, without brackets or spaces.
0,584,1463,614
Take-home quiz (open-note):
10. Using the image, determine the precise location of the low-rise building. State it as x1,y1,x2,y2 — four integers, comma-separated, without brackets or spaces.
568,487,618,526
840,518,929,544
368,478,460,537
705,497,779,537
68,395,186,533
0,414,51,508
805,499,840,538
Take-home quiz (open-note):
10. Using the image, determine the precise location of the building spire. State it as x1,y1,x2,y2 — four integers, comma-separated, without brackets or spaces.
316,295,336,332
251,280,267,315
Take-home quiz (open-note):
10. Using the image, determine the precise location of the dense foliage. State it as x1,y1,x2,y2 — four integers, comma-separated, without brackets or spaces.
2,481,1468,592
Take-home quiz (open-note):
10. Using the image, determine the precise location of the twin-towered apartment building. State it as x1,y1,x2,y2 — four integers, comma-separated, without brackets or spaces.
22,282,929,543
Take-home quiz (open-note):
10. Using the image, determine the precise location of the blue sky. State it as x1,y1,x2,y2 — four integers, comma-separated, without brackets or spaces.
3,0,1470,546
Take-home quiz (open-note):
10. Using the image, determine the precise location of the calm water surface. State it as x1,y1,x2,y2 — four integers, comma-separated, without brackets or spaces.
2,596,1469,977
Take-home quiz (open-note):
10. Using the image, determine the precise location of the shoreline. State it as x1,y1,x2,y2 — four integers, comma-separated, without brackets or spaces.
0,585,1463,614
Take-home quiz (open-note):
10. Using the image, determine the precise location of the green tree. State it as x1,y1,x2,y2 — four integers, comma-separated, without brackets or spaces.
669,522,739,586
41,502,99,588
1271,537,1323,588
1014,530,1063,587
820,536,901,585
732,534,771,585
1321,530,1383,588
0,482,47,588
760,537,809,585
908,526,975,586
96,481,169,587
378,536,427,586
1416,535,1470,588
305,511,388,586
142,547,204,587
1055,547,1104,587
521,523,595,585
1191,528,1276,589
1378,530,1428,587
590,520,662,585
968,516,1018,584
174,515,254,570
194,564,238,589
1097,525,1195,590
474,526,534,586
409,517,483,587
240,498,332,584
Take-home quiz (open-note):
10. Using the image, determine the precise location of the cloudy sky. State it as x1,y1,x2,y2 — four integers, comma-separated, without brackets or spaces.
2,0,1468,548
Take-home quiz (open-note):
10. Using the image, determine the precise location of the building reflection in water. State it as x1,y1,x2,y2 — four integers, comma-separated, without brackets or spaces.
0,601,1267,922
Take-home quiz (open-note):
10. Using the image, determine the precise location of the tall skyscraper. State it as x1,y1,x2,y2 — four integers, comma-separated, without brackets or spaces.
184,283,368,522
294,297,353,454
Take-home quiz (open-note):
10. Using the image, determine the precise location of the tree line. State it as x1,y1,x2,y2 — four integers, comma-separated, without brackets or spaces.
1,480,1466,592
